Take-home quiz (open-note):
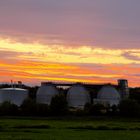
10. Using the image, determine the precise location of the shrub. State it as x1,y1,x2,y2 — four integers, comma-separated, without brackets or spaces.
50,94,68,116
20,98,37,116
28,87,38,100
84,103,93,115
129,92,140,104
119,99,140,117
71,108,86,116
84,103,107,116
36,103,50,116
108,105,119,116
0,101,19,116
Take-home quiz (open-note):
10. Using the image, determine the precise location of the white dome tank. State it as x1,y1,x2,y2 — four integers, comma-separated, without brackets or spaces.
0,88,28,106
97,85,121,106
67,84,90,108
36,82,58,105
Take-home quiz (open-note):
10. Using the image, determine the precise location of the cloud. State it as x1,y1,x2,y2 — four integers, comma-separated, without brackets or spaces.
0,50,19,59
0,39,140,65
0,0,140,87
0,0,140,49
122,51,140,61
0,58,139,87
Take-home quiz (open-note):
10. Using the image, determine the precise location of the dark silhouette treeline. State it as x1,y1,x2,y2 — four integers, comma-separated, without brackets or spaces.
0,84,140,117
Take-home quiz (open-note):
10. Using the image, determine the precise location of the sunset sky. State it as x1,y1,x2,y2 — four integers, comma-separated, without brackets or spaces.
0,0,140,87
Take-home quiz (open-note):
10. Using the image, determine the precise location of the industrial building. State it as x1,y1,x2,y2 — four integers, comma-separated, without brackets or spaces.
0,79,130,109
90,79,129,107
36,79,129,109
67,83,90,108
94,85,121,106
36,82,59,105
118,79,129,98
0,88,28,106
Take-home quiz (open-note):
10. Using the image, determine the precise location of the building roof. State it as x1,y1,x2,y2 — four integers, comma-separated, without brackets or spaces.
97,85,121,100
0,88,28,91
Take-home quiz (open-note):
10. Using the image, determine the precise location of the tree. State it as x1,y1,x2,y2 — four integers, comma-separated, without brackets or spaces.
50,94,68,116
129,90,140,104
20,98,37,116
0,101,19,116
119,99,140,117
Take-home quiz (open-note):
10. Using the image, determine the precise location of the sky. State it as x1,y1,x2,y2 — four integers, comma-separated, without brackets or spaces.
0,0,140,87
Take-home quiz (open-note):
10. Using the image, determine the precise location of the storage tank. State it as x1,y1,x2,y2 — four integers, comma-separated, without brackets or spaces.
95,85,121,106
118,79,129,99
36,82,58,105
0,88,28,106
67,83,90,108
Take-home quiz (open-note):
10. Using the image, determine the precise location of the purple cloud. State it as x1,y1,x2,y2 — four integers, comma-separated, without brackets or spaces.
123,51,140,61
0,0,140,49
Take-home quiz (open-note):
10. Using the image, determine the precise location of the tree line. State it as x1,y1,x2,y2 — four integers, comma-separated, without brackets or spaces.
0,94,140,117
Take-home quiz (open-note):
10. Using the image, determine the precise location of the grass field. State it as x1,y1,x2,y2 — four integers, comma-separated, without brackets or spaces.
0,117,140,140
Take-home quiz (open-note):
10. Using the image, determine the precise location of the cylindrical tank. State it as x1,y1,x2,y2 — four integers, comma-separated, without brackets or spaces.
96,85,121,106
0,88,28,106
36,82,58,105
67,84,90,108
118,79,128,88
118,79,129,98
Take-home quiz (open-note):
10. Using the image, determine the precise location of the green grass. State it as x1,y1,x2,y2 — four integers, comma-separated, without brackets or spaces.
0,117,140,140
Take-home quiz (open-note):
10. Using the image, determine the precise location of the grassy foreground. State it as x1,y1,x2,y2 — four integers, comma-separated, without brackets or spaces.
0,117,140,140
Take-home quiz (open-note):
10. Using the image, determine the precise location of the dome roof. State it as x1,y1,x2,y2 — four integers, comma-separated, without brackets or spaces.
36,83,58,105
0,88,28,106
0,88,27,92
97,85,120,100
67,84,90,108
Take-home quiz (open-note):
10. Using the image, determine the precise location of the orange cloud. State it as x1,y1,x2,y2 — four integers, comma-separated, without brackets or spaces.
0,59,139,87
0,38,139,87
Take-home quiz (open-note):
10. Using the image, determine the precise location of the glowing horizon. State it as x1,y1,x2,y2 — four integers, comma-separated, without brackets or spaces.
0,0,140,87
0,38,139,87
